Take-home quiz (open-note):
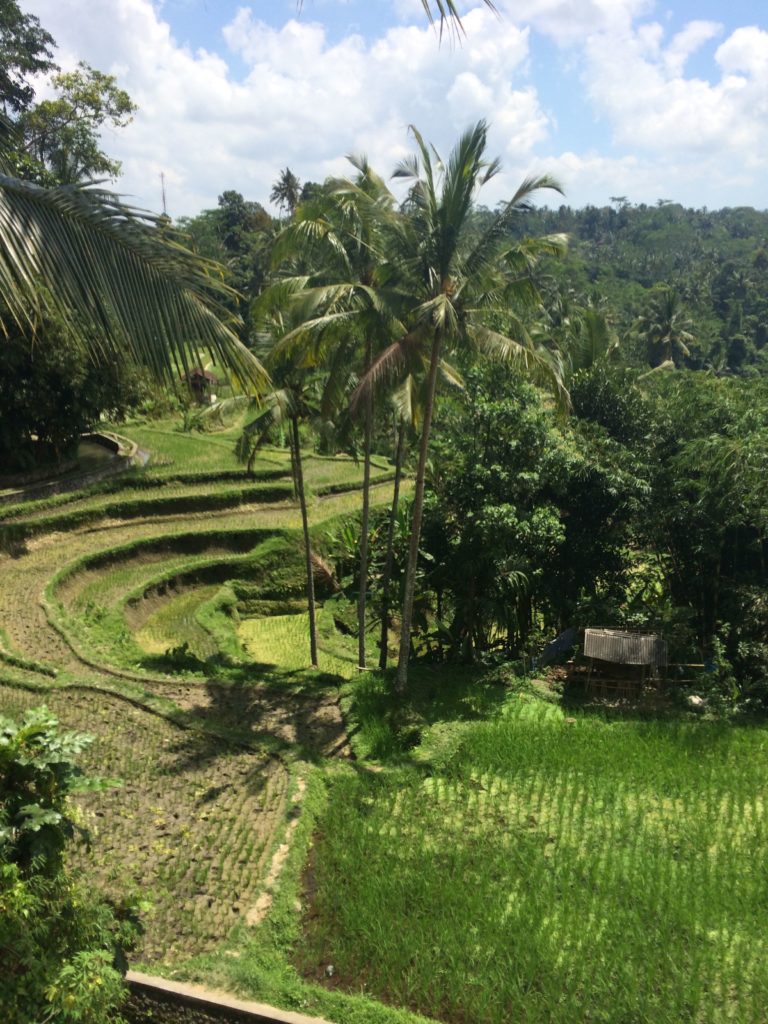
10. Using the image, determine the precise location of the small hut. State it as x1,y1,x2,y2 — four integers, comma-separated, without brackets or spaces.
584,628,667,697
185,367,218,404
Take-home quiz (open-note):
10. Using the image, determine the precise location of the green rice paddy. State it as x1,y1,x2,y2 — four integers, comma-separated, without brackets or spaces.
298,699,768,1024
240,611,357,680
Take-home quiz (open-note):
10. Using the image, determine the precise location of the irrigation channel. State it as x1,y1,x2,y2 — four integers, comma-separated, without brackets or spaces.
0,423,401,1022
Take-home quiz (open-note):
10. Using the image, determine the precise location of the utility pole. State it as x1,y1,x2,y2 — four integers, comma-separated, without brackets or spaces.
160,172,168,217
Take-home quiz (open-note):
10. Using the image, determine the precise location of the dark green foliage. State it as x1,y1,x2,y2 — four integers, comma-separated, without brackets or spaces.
412,363,645,659
0,0,56,116
0,311,145,472
0,705,95,873
177,190,275,331
640,373,768,697
0,706,136,1023
525,202,768,374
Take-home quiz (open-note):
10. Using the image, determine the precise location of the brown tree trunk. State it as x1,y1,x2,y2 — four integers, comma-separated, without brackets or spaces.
357,337,373,670
288,438,299,499
379,418,405,670
292,415,318,668
395,331,443,693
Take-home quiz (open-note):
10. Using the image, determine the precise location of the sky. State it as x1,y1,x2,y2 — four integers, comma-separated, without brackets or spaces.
17,0,768,219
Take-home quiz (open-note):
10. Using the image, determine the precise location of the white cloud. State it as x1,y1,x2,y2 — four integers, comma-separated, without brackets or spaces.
497,0,654,45
533,148,757,211
581,18,768,167
664,20,722,77
716,25,768,79
16,2,768,214
20,0,550,216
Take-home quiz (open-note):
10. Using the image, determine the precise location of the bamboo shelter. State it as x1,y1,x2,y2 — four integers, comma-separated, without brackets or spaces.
584,629,667,697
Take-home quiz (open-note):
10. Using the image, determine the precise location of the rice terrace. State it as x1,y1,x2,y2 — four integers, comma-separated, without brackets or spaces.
2,2,768,1022
1,409,767,1024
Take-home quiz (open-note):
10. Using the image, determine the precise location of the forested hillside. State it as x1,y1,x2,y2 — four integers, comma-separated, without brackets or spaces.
520,201,768,373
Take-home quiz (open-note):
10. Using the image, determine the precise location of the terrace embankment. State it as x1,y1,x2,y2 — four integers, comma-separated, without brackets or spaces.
0,432,393,983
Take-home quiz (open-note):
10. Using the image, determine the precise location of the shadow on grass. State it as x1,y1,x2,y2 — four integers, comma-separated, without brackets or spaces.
559,667,704,724
344,662,513,764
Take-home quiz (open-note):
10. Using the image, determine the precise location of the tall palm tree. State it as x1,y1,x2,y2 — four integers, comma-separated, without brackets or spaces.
270,167,301,219
363,121,567,692
269,160,403,669
237,354,323,669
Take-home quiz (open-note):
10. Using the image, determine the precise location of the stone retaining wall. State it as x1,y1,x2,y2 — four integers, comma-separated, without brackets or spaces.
0,432,145,507
125,972,333,1024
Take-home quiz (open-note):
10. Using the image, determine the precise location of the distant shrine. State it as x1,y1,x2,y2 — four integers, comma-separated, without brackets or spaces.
185,367,218,404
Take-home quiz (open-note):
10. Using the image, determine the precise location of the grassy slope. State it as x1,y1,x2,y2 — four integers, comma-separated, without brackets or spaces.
0,417,427,1024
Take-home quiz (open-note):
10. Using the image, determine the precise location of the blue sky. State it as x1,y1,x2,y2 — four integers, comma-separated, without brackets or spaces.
20,1,768,217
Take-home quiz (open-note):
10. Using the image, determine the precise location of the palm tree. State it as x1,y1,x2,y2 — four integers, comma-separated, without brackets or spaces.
634,286,695,367
0,126,267,390
362,120,567,692
237,355,322,669
269,160,402,669
542,293,620,376
270,167,301,219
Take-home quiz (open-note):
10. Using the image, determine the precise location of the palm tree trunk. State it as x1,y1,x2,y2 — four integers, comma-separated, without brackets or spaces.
288,438,299,499
357,337,373,670
379,417,405,670
395,331,442,693
292,415,318,668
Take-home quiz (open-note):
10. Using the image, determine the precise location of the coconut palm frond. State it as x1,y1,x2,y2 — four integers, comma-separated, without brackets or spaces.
251,276,311,333
463,184,565,284
438,358,465,391
271,216,350,272
237,386,296,459
0,174,268,391
471,322,570,413
272,309,361,364
350,337,414,413
638,359,676,381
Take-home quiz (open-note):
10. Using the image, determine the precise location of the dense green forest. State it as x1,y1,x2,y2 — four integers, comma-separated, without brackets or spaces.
160,177,768,704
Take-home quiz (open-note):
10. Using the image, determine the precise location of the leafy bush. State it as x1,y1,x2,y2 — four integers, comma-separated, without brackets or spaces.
0,707,138,1023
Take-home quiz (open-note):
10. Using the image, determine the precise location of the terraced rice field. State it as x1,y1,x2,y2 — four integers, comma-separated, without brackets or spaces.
0,421,397,969
6,417,768,1024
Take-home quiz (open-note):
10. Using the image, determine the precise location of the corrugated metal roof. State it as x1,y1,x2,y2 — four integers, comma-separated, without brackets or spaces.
584,629,667,667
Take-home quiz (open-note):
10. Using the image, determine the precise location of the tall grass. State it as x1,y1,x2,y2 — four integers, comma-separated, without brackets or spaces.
299,701,768,1024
